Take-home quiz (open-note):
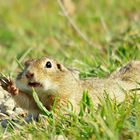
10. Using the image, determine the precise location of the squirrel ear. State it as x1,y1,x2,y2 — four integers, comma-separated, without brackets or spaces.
67,68,80,78
56,63,67,72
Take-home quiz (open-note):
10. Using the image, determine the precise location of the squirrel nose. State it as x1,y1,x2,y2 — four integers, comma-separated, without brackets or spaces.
26,71,34,79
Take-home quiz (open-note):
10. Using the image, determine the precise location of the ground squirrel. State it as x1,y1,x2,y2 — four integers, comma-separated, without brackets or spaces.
1,57,140,116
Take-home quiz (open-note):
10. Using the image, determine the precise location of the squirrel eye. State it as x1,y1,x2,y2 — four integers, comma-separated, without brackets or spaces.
45,61,52,68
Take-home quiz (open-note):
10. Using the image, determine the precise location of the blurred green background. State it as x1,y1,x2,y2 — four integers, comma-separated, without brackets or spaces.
1,1,140,139
0,0,140,77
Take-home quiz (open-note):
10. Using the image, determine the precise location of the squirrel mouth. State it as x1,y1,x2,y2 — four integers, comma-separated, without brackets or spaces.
28,82,42,87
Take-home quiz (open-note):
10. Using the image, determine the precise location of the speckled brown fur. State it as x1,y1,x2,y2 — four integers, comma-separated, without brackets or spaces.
1,57,140,116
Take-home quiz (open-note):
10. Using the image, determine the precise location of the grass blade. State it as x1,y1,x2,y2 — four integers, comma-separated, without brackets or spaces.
32,88,53,118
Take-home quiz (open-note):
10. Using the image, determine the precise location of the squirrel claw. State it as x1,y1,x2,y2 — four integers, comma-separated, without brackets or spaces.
0,76,19,96
7,84,19,95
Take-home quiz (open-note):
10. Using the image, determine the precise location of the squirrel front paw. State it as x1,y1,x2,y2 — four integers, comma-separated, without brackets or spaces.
0,76,19,96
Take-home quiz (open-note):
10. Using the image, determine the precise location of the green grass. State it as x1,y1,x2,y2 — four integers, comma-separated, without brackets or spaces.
0,0,140,139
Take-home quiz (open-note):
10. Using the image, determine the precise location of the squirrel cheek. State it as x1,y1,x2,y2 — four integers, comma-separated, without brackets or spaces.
43,80,56,91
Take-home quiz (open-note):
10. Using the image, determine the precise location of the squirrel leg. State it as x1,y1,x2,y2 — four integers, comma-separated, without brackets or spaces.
0,77,40,116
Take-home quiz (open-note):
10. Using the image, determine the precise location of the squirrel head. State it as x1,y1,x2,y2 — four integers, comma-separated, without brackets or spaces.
16,57,79,94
